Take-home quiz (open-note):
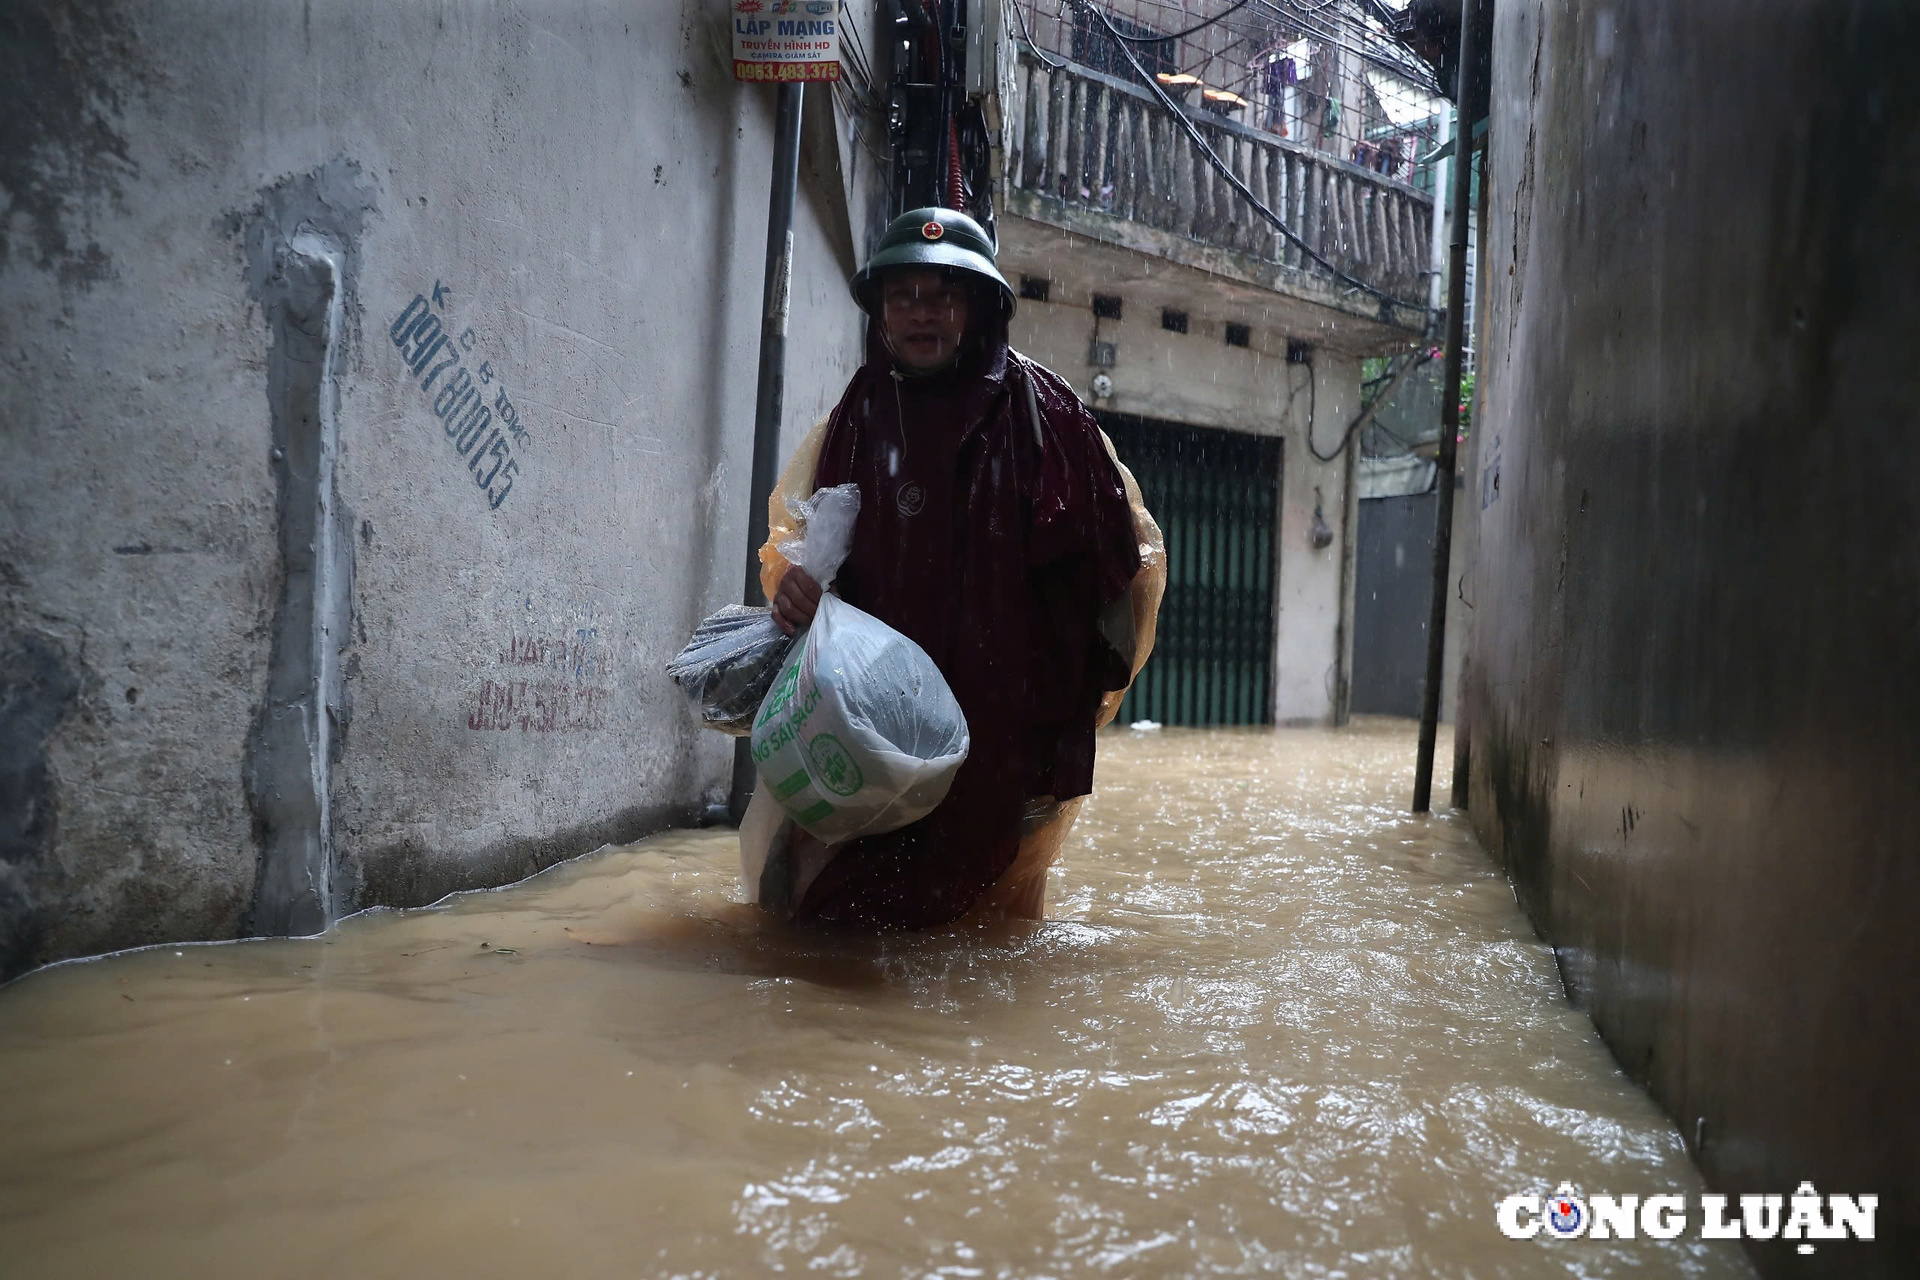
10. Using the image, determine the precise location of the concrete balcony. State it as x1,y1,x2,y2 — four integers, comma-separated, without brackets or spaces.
1000,47,1435,346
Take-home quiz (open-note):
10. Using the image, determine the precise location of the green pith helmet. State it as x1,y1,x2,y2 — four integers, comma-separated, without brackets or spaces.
850,207,1016,317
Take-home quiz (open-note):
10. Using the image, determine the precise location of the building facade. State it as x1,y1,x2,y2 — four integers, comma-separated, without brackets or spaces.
980,3,1440,724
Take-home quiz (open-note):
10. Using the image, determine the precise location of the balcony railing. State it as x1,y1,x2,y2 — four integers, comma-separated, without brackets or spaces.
1003,48,1435,312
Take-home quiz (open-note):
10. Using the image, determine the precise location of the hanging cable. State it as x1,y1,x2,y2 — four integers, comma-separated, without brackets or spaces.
924,0,954,208
1304,345,1434,462
1075,0,1426,313
834,78,897,198
1367,418,1422,456
1020,1,1440,105
1009,0,1067,70
1103,0,1252,44
1248,0,1444,96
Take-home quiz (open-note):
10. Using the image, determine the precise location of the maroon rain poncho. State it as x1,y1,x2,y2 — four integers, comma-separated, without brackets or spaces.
792,306,1141,930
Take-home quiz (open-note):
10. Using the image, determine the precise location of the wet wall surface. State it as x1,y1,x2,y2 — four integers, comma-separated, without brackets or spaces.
1465,3,1918,1276
0,3,881,976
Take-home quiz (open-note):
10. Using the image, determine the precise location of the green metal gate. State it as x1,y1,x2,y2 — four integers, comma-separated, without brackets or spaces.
1101,412,1282,727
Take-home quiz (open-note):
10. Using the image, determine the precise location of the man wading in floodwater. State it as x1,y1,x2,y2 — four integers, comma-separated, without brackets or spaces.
756,207,1159,929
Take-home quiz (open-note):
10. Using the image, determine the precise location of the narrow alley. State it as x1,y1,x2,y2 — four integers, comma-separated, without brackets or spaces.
0,723,1750,1278
4,0,1914,1275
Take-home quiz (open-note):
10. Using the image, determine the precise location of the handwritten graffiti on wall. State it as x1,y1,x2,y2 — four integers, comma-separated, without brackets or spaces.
466,618,613,732
466,680,609,732
390,281,529,510
501,629,607,682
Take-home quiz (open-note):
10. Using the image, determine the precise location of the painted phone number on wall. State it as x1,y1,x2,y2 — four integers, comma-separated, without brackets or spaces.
390,291,523,510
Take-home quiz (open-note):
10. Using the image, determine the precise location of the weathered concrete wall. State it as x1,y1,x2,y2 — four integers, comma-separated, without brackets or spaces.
1467,2,1918,1274
0,1,883,977
1009,282,1363,725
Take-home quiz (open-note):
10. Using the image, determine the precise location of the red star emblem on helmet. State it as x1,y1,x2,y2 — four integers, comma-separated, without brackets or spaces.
921,220,944,240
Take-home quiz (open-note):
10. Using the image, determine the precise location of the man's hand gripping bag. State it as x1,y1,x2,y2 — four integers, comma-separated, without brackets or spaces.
666,482,864,735
748,512,970,845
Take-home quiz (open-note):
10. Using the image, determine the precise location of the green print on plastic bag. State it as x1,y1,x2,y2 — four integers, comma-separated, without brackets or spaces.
757,661,802,729
807,733,864,797
748,587,969,845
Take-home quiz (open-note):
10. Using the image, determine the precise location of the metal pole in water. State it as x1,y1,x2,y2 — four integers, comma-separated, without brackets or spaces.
730,81,805,822
1413,0,1484,814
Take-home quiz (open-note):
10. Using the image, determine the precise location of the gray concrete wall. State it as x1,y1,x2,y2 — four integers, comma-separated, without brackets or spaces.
1466,2,1918,1275
1008,277,1363,725
0,0,884,977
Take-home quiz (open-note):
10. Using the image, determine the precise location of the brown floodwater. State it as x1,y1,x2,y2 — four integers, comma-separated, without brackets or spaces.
0,721,1754,1279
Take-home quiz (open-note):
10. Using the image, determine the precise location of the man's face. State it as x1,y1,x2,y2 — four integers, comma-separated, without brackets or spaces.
880,268,971,372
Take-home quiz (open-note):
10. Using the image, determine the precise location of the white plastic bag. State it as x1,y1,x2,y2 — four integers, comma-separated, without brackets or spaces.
748,596,970,846
777,483,861,587
737,784,793,904
666,485,862,735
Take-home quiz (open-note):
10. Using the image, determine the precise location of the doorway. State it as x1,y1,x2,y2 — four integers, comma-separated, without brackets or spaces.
1350,489,1436,717
1099,412,1282,726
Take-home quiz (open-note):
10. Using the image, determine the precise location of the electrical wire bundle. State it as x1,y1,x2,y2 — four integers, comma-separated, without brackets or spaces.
1016,0,1441,98
1058,0,1431,315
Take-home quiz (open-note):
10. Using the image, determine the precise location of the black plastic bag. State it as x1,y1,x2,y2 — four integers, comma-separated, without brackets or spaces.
665,604,793,736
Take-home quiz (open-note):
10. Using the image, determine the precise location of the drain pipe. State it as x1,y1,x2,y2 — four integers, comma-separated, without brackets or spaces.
729,82,807,822
1412,0,1484,814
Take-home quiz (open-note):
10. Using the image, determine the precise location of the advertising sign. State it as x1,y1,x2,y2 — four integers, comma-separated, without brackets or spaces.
732,0,843,83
